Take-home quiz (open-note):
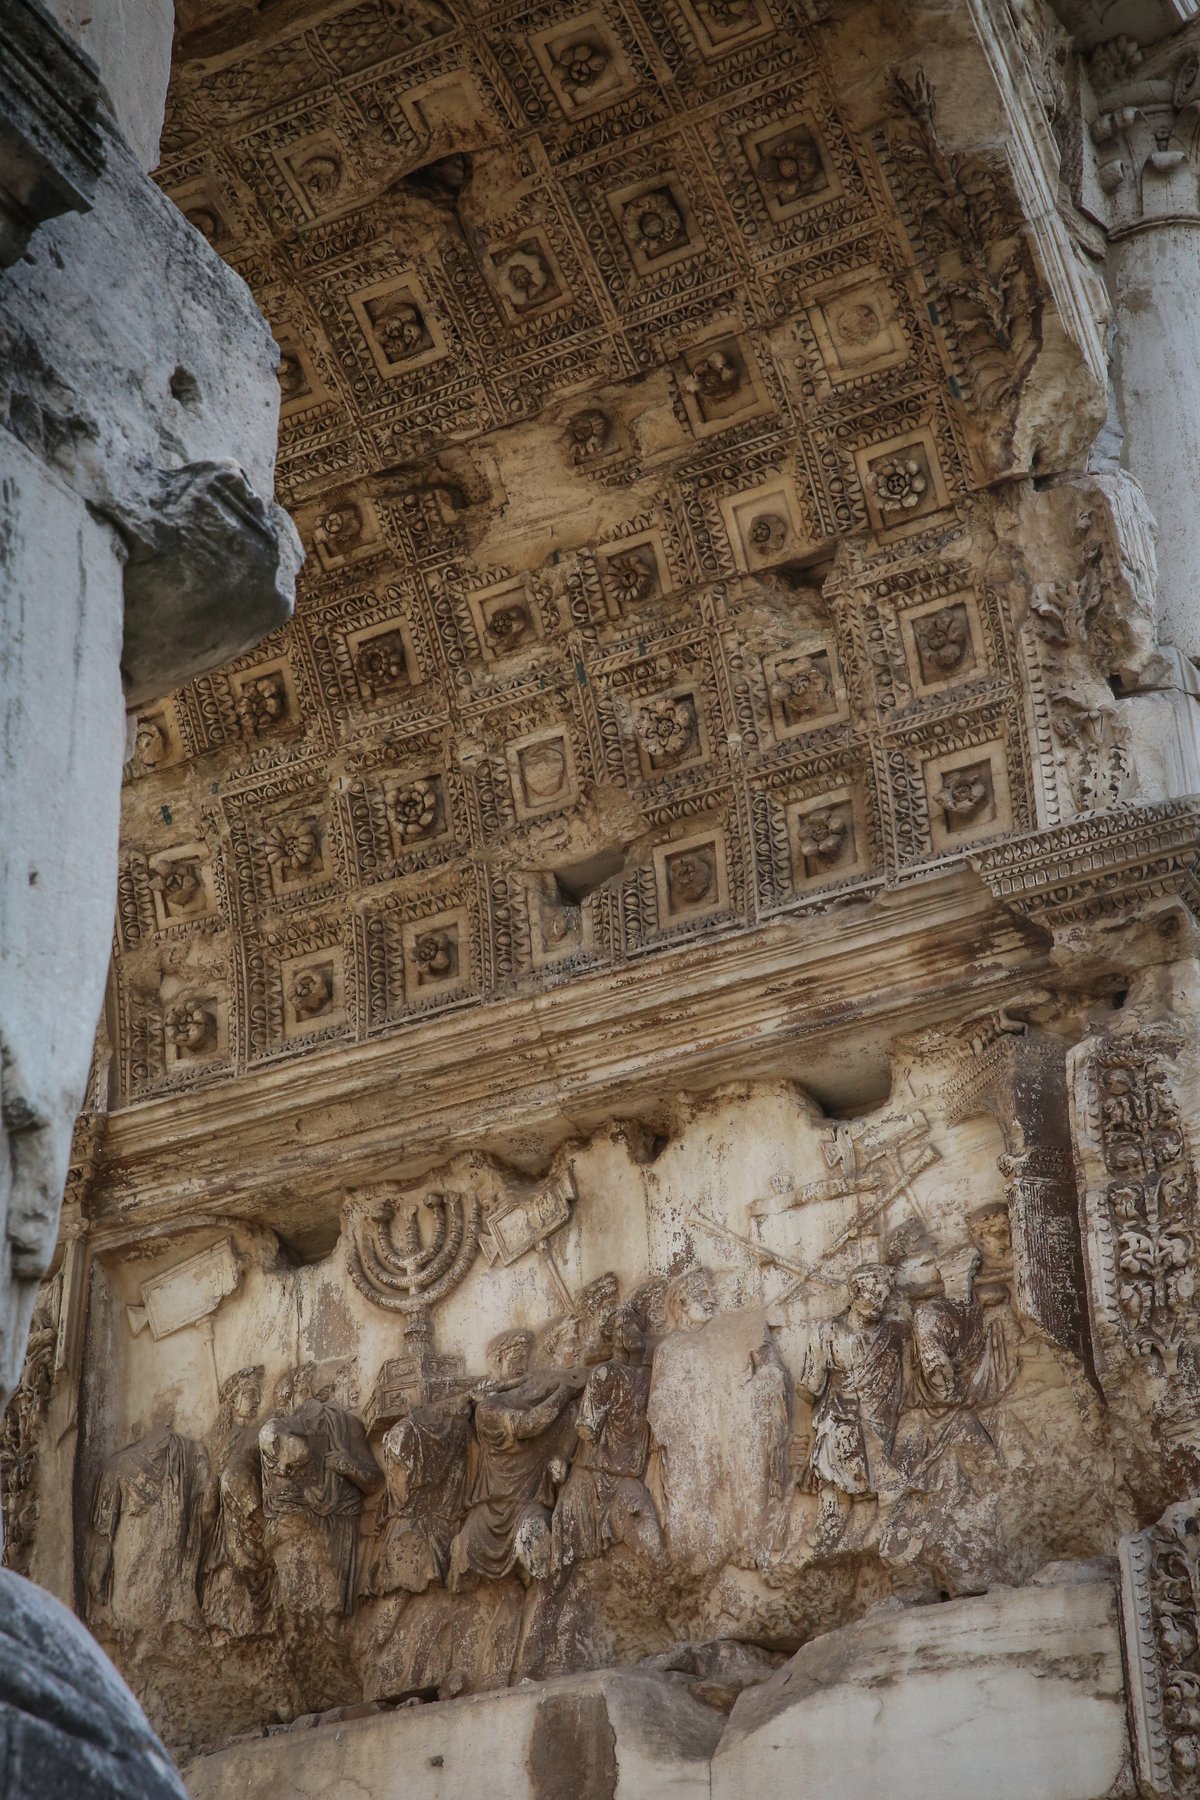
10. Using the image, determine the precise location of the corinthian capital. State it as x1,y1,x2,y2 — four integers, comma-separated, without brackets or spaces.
1089,23,1200,231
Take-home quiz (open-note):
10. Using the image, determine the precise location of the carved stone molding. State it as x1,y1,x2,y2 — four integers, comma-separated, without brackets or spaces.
1120,1498,1200,1798
0,0,104,267
87,870,1046,1238
972,799,1200,944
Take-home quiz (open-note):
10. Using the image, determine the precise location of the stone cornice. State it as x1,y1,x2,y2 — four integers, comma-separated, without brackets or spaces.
86,802,1200,1243
972,798,1200,929
90,867,1049,1242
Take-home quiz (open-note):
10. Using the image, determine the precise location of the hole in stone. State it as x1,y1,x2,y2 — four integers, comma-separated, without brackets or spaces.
1111,988,1128,1010
275,1218,341,1265
382,1685,438,1707
553,845,627,904
170,365,202,405
772,554,834,594
399,152,472,204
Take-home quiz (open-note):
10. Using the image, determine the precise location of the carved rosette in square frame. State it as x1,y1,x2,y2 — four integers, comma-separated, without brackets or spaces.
592,527,674,621
875,695,1032,873
763,635,850,745
675,329,774,440
854,425,955,540
706,76,877,262
672,0,775,64
297,488,389,578
617,794,742,953
222,766,343,925
242,914,352,1060
828,547,1012,725
147,843,220,934
160,984,231,1078
226,95,360,235
302,590,438,720
273,323,333,423
786,783,872,894
602,161,708,288
748,758,879,916
359,874,482,1031
402,903,473,1006
227,655,306,749
527,9,641,121
899,589,987,698
923,740,1013,857
718,473,821,576
349,271,449,380
800,262,911,393
165,168,246,257
652,826,730,929
466,574,546,664
486,228,574,328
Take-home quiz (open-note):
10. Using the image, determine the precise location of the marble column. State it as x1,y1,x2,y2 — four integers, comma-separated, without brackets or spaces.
1089,25,1200,659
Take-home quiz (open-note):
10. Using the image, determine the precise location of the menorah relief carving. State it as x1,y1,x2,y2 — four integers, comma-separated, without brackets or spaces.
344,1188,482,1313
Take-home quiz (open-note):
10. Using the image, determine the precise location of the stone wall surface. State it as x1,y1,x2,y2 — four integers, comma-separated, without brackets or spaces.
179,1574,1129,1799
12,0,1200,1793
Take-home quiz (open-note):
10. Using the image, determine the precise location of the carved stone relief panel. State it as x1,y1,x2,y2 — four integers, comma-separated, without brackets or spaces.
68,1045,1132,1759
1121,1498,1200,1800
1070,962,1200,1473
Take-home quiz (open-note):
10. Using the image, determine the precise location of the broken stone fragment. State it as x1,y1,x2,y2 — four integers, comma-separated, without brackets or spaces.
114,459,302,708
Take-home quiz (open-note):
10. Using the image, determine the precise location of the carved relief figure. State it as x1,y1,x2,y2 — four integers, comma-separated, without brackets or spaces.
794,1263,904,1548
878,1249,1002,1573
258,1368,383,1617
88,1423,212,1637
552,1305,662,1573
447,1330,580,1589
201,1365,272,1641
363,1399,471,1598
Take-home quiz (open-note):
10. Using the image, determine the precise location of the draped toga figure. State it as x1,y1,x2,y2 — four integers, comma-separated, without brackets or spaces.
552,1304,661,1572
201,1365,272,1640
448,1329,580,1590
363,1399,471,1597
259,1376,382,1617
88,1423,212,1637
878,1235,1018,1581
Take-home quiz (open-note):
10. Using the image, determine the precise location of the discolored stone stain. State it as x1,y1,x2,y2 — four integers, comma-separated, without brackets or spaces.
527,1692,618,1800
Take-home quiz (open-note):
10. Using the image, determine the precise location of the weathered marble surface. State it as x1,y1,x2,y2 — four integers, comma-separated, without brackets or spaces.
180,1574,1128,1800
185,1668,722,1800
0,1571,187,1799
0,0,296,1786
713,1572,1129,1800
